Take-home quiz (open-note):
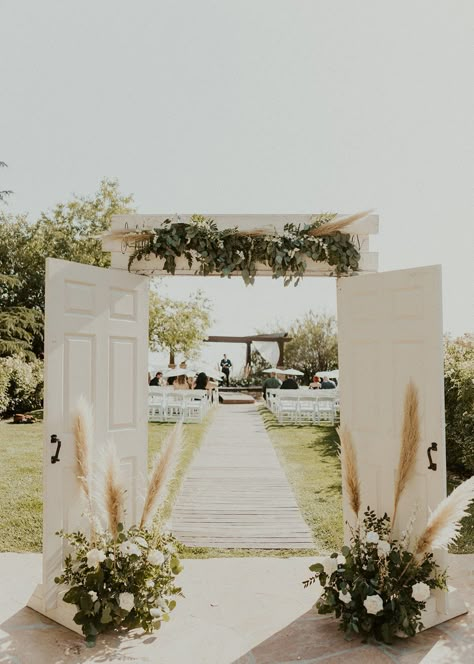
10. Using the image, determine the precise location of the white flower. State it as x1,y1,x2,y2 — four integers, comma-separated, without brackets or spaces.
337,554,346,565
150,607,161,618
412,582,431,602
377,540,391,556
146,579,155,588
134,536,148,548
119,540,142,557
339,589,352,604
108,553,115,561
366,531,380,544
322,556,338,577
148,549,165,566
165,543,176,554
118,592,135,612
364,594,384,615
156,598,167,610
88,590,98,602
86,548,106,568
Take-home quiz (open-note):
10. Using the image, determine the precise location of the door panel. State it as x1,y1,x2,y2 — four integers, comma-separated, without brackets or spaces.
42,258,149,609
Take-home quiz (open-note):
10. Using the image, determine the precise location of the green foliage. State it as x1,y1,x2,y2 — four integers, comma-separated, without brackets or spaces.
444,334,474,476
0,161,13,203
148,289,212,363
304,509,447,644
0,355,44,415
131,216,360,284
56,525,182,643
284,312,338,383
0,273,44,358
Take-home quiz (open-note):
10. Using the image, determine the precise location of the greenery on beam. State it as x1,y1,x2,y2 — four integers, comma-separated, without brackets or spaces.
129,215,361,285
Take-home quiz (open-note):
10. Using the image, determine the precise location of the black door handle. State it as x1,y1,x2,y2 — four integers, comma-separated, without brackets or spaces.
51,434,61,464
427,442,437,471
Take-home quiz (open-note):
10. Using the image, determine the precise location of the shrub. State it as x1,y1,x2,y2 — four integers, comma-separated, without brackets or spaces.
0,355,44,416
444,335,474,476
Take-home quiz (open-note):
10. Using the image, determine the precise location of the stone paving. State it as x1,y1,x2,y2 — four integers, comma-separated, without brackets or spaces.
1,552,473,664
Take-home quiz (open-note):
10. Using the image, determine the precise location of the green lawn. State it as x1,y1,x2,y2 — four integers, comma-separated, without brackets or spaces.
259,408,343,554
0,416,213,553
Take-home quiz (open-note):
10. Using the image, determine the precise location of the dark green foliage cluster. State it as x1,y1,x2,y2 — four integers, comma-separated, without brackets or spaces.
0,355,43,415
130,216,361,284
56,524,183,645
444,334,474,475
304,510,446,644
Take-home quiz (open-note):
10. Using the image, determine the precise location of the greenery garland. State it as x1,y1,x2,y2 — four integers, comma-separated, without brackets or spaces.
129,215,361,285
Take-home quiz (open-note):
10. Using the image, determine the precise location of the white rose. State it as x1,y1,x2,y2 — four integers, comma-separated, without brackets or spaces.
146,579,155,588
412,582,430,602
108,553,115,561
86,548,106,568
156,598,167,610
339,589,352,604
150,607,161,618
148,549,165,566
366,531,380,544
88,590,98,602
363,594,384,615
377,540,391,556
119,540,142,557
337,554,346,565
118,592,135,612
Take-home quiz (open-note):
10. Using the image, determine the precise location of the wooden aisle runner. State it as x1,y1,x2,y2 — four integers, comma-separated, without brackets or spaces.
171,404,314,549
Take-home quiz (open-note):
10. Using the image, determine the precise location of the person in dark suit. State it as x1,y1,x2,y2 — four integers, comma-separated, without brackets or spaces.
280,376,299,389
149,371,163,386
220,354,232,387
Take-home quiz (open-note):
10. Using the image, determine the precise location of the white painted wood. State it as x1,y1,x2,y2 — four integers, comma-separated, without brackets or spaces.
337,264,466,626
110,252,378,277
28,258,149,629
102,213,379,277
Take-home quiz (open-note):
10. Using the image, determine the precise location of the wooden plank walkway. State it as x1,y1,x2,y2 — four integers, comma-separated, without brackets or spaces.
171,404,314,549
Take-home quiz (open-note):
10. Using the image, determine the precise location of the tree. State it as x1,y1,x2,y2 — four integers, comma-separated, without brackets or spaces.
444,334,474,476
284,312,338,382
0,179,134,355
0,161,13,203
149,290,212,366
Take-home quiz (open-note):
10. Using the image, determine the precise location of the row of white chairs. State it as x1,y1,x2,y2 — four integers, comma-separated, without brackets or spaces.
148,388,214,423
266,389,339,425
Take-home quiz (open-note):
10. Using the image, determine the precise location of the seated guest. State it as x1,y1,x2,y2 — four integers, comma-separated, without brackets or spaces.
262,372,281,399
167,376,176,386
174,374,190,390
309,375,321,389
149,371,163,386
321,375,336,389
280,376,299,390
194,372,209,390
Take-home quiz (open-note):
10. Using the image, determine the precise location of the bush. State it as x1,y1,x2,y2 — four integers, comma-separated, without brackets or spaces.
444,334,474,476
0,355,44,416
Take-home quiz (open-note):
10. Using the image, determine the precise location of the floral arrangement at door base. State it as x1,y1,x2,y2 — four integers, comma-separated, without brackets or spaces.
304,381,474,644
55,397,184,645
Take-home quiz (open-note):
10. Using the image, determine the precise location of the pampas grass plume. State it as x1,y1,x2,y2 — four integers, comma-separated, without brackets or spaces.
416,476,474,554
309,210,373,237
338,426,361,517
140,421,183,528
72,396,93,502
104,443,125,538
393,381,420,528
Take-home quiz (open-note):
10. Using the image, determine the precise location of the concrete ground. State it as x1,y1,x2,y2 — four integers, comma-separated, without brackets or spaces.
0,553,473,664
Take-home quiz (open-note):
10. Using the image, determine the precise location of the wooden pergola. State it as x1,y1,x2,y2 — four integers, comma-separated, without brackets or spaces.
204,332,292,367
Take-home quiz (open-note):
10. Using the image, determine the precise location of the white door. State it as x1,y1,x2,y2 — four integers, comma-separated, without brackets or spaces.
36,258,149,616
337,265,464,625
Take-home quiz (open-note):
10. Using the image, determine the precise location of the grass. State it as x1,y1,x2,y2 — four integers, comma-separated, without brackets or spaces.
259,407,343,554
0,413,214,553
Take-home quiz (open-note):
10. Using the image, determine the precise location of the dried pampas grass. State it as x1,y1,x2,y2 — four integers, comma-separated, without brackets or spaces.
308,210,373,237
338,427,361,517
104,443,125,538
392,381,420,528
140,421,184,528
415,476,474,555
72,396,94,502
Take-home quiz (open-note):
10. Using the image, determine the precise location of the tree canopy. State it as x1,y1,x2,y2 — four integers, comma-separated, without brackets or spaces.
148,290,212,366
284,312,338,382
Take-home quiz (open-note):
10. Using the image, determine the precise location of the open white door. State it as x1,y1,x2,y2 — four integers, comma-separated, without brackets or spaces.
28,258,149,633
337,264,465,629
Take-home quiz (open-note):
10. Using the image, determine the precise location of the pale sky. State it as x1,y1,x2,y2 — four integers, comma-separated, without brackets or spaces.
1,0,473,356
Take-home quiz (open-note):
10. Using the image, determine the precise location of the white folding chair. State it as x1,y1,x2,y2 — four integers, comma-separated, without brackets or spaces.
317,395,336,424
276,394,299,424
